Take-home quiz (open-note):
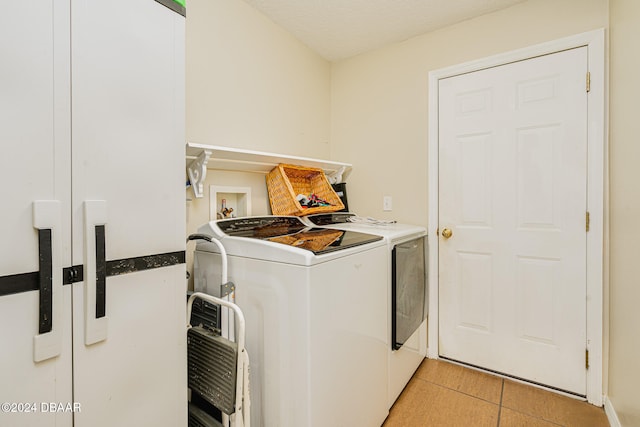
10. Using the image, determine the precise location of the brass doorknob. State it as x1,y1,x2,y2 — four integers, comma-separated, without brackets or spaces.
441,228,453,239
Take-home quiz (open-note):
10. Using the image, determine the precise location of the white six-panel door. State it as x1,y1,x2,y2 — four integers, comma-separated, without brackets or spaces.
438,47,588,395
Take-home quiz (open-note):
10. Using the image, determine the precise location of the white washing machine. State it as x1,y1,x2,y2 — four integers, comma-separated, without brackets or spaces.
303,213,428,407
193,216,390,427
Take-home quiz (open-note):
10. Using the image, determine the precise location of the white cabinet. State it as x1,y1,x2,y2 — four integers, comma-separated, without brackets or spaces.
0,1,186,426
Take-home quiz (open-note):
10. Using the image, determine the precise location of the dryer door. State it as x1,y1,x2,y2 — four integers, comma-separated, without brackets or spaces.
392,236,427,350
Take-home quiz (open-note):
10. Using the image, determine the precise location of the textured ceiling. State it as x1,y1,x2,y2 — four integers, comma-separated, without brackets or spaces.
241,0,526,61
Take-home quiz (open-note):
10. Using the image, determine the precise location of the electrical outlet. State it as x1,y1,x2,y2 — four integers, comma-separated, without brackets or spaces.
383,196,392,211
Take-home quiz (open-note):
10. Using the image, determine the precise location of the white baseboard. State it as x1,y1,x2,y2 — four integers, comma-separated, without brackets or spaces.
605,396,622,427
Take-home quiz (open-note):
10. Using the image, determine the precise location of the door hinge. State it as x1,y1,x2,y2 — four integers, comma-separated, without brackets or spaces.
586,72,591,92
586,349,590,369
586,211,590,232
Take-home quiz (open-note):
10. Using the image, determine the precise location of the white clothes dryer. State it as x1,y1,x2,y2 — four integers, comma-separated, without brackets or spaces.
302,213,428,407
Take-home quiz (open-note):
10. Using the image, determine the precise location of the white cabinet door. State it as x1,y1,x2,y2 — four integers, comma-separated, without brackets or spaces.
0,1,73,426
1,1,186,426
70,1,186,426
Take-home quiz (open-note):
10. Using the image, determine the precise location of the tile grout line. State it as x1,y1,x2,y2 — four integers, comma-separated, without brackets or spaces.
496,378,504,427
406,362,603,427
413,375,502,407
498,382,566,427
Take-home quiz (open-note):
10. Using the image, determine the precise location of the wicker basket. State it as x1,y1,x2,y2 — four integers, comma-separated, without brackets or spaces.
266,164,345,216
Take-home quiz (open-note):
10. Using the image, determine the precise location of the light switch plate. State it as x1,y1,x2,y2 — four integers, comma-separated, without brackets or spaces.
383,196,392,211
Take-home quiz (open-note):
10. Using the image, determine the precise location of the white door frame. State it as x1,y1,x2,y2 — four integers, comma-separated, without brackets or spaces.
427,29,606,405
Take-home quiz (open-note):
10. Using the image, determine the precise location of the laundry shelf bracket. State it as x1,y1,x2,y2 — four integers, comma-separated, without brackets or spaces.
187,148,212,198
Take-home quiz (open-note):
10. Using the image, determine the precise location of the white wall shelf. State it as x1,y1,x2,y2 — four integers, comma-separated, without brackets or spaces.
186,142,352,198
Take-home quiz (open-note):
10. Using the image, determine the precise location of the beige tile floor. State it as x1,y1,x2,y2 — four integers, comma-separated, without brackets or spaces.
383,359,610,427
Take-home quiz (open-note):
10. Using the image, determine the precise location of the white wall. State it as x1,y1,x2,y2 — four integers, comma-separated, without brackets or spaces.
185,0,331,283
186,0,331,158
608,0,640,424
330,0,608,226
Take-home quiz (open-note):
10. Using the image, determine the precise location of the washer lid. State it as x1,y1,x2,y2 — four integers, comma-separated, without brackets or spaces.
214,216,382,255
303,213,427,244
303,212,356,226
216,216,308,237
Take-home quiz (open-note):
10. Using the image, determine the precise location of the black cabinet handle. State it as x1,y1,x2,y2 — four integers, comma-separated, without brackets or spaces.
95,225,106,319
32,200,63,362
38,229,53,334
83,200,108,345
